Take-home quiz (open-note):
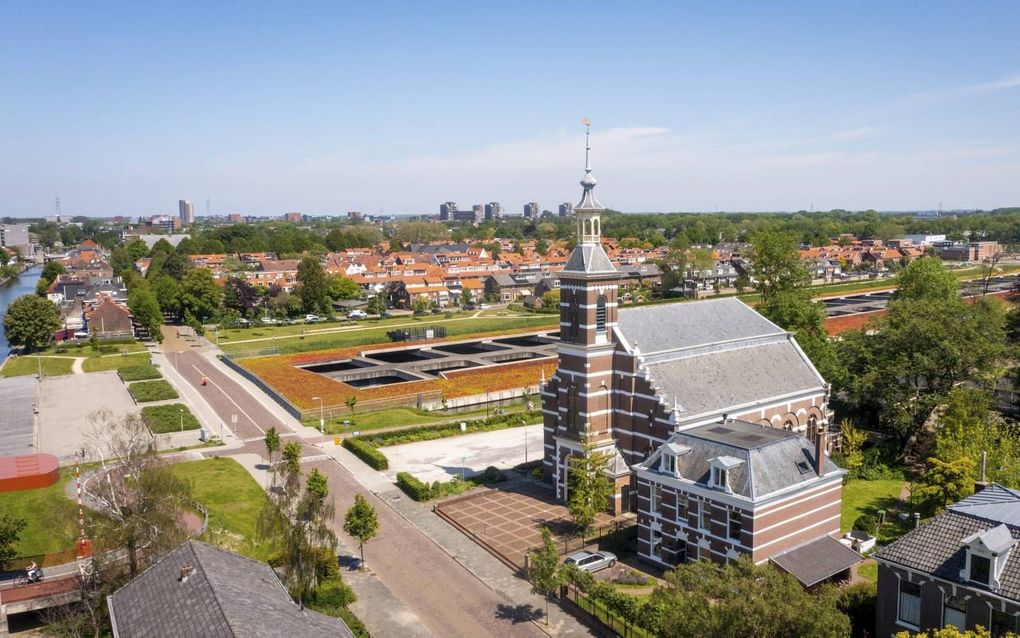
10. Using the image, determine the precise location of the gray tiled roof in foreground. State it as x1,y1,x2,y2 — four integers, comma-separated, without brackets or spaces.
770,535,862,587
108,541,352,638
642,338,825,418
616,297,785,355
0,375,38,456
875,504,1020,601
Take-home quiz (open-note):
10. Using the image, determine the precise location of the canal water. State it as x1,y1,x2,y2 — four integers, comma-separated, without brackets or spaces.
0,266,42,360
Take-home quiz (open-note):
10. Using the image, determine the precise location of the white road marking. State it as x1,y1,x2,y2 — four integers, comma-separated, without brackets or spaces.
188,363,266,435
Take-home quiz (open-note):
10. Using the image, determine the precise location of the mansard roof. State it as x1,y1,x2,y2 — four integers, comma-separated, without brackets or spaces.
636,419,842,501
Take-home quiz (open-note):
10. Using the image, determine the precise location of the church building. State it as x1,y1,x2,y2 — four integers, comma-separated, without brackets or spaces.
541,123,859,580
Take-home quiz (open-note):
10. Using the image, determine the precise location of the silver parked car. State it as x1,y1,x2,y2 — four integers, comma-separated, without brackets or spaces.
563,550,617,573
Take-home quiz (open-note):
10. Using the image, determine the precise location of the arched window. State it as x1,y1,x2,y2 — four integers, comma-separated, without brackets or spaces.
568,381,580,430
808,415,818,440
593,218,600,236
783,420,794,431
596,296,607,334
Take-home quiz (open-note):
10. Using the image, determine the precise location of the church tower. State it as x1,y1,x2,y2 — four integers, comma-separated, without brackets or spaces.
542,119,630,511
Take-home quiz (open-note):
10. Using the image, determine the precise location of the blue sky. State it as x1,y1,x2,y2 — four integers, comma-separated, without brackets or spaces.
1,1,1018,216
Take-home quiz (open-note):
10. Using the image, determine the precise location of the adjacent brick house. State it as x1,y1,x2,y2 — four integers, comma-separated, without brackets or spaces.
874,484,1020,637
541,124,852,577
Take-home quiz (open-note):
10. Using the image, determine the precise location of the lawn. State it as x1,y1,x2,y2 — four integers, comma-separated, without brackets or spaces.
129,379,180,402
170,457,276,561
40,341,147,356
220,315,557,355
82,352,152,373
857,560,878,583
141,403,200,433
841,478,911,543
0,468,81,560
305,402,529,433
118,363,163,382
1,355,75,377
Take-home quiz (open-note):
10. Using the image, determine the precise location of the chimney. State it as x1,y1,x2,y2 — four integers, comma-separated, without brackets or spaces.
179,564,194,583
814,424,826,475
972,450,991,494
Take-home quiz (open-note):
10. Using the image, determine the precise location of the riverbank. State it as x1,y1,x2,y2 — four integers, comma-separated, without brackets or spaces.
0,263,43,361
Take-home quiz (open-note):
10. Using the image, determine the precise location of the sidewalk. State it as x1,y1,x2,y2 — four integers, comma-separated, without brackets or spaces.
316,441,596,637
226,452,430,638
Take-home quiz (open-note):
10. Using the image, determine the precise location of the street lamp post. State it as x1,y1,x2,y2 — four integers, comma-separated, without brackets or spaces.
179,407,184,449
522,419,528,465
312,396,324,435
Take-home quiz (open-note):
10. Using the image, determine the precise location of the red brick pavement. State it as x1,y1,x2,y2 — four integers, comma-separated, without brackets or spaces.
438,482,629,570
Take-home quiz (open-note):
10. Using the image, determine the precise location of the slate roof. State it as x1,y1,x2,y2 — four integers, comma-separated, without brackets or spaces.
616,297,785,355
637,420,842,500
108,541,352,638
640,336,825,418
876,486,1020,600
563,244,616,274
771,535,862,587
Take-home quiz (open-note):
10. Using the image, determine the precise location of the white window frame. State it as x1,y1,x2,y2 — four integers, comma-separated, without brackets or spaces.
897,579,921,630
942,594,966,631
699,501,712,532
728,509,742,541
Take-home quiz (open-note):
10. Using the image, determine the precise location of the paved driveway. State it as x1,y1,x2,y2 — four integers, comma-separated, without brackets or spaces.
383,424,544,483
38,372,136,459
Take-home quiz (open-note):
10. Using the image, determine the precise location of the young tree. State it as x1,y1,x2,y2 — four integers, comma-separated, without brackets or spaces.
0,512,27,569
3,294,60,352
566,440,613,536
345,395,358,415
85,410,191,577
527,527,561,625
460,287,475,308
297,257,330,314
839,419,867,479
412,296,431,314
343,494,379,569
366,293,386,315
264,427,281,471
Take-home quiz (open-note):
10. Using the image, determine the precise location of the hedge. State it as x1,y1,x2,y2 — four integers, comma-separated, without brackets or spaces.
396,472,431,500
118,364,162,382
342,437,389,470
129,379,180,403
396,466,506,502
362,410,539,448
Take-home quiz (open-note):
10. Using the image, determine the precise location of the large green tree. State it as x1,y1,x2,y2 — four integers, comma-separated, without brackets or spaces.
150,274,182,317
650,557,850,638
748,231,810,304
893,256,958,302
328,274,360,301
343,494,379,569
297,257,330,314
0,512,27,569
127,283,164,343
4,294,60,351
179,268,222,320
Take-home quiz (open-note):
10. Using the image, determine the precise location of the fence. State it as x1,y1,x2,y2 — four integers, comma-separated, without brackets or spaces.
562,584,655,638
218,354,303,419
297,391,446,422
221,346,281,360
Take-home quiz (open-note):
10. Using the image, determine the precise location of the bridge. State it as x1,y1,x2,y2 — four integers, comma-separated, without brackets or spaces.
0,574,81,637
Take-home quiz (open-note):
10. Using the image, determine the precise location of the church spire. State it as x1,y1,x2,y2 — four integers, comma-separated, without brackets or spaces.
576,117,604,213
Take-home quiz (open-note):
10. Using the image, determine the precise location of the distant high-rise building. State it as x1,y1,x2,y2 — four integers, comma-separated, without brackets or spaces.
439,201,458,221
484,202,502,221
558,202,573,217
283,212,303,223
227,213,243,223
453,207,483,225
523,202,540,219
178,200,195,225
347,211,363,220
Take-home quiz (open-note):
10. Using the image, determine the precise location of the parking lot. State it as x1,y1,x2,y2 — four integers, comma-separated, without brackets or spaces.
38,372,137,460
382,424,545,483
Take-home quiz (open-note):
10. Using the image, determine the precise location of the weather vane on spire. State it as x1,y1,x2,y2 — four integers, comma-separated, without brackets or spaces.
575,117,602,211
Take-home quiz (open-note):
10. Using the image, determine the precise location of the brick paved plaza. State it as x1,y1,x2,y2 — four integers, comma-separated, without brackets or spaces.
437,480,631,570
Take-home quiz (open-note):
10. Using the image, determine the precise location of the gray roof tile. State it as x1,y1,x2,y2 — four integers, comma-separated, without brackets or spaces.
108,541,353,638
770,535,862,587
563,244,616,274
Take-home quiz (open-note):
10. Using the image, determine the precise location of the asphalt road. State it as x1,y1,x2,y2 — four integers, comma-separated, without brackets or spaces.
163,332,544,638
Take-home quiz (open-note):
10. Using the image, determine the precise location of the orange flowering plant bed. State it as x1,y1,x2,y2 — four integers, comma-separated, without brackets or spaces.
238,329,558,410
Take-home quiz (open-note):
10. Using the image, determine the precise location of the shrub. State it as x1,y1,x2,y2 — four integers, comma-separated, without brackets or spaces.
837,581,877,638
396,472,433,501
532,466,544,480
118,364,162,382
613,569,654,586
308,578,356,609
141,404,200,434
129,379,179,403
853,514,878,535
342,437,389,470
365,410,540,448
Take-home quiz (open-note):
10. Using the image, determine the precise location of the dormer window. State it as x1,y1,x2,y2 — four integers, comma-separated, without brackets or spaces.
960,524,1016,592
660,454,676,475
970,554,991,585
658,443,689,477
707,456,743,494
